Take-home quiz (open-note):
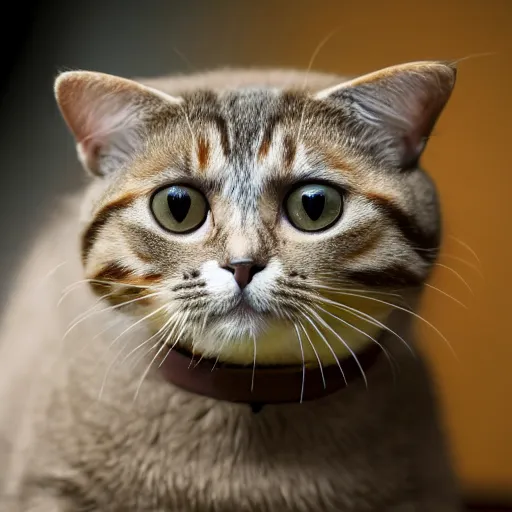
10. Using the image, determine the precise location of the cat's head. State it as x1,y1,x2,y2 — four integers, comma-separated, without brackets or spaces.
55,62,456,366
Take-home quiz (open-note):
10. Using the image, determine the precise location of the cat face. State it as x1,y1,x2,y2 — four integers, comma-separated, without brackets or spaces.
55,63,456,365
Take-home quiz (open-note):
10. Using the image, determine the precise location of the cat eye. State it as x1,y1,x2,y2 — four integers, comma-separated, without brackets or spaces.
285,183,343,232
151,185,208,233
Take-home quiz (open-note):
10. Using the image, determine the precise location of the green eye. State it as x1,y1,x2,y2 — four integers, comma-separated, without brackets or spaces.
151,185,208,233
285,183,343,232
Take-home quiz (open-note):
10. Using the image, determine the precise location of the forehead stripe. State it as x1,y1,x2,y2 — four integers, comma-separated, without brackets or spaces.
282,133,297,169
258,116,278,161
213,114,231,157
197,136,210,172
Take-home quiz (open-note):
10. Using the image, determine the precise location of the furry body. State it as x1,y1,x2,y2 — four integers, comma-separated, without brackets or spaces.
0,68,460,511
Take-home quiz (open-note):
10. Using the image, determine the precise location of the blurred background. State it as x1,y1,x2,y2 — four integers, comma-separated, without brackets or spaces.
0,0,510,509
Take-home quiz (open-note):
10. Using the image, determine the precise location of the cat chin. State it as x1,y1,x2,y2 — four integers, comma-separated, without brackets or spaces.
178,314,298,366
149,293,395,366
177,300,394,366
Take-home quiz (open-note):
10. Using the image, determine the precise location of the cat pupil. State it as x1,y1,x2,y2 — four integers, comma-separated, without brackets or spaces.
301,191,325,221
167,188,191,223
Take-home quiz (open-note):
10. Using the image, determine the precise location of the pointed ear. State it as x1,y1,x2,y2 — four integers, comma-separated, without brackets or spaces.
315,61,457,169
54,71,182,176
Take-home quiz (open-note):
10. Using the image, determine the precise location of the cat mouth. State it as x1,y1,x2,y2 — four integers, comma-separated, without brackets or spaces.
206,296,274,322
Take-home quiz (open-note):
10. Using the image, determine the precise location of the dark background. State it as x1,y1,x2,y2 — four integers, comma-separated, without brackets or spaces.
1,1,511,509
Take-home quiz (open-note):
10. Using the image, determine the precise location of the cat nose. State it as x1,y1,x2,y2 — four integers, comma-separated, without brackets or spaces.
223,258,266,289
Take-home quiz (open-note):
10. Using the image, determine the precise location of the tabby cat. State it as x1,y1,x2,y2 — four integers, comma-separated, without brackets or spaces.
0,62,460,511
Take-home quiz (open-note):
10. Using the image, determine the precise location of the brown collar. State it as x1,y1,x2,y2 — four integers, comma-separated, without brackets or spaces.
159,343,382,406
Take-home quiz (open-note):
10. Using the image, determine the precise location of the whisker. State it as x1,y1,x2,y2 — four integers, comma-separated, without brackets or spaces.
211,356,221,372
158,312,190,370
315,294,415,356
188,351,196,370
296,28,340,144
210,336,229,372
59,278,149,303
299,309,347,386
251,335,257,392
92,317,123,341
435,263,474,295
62,292,162,341
174,318,191,353
158,311,185,351
131,311,191,401
193,353,206,368
62,289,114,323
447,235,481,264
67,291,118,323
172,46,196,72
297,319,326,389
424,283,468,309
58,280,94,307
120,312,176,367
133,342,168,402
129,338,164,371
450,52,498,65
125,312,181,373
158,311,190,369
65,315,126,367
177,102,197,151
303,283,414,352
313,303,397,379
333,291,458,359
438,254,484,279
98,304,169,399
314,303,391,357
107,304,169,356
304,305,368,388
160,338,181,370
61,279,94,294
39,261,67,289
293,323,307,403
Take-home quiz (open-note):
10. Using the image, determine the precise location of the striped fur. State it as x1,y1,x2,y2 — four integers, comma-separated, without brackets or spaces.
0,64,460,512
55,62,455,366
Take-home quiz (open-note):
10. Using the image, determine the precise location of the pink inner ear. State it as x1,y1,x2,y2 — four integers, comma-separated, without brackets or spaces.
319,62,456,167
81,100,134,142
56,71,183,176
74,99,138,173
58,76,139,145
79,138,103,173
401,89,447,166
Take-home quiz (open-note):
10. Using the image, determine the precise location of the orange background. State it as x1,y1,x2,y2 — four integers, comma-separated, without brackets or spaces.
1,0,510,502
214,0,512,499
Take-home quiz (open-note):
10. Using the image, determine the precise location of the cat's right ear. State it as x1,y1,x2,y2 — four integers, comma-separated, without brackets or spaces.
314,61,456,169
54,71,182,176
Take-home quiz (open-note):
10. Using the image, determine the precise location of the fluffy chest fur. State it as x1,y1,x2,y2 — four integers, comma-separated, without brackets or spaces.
13,305,446,511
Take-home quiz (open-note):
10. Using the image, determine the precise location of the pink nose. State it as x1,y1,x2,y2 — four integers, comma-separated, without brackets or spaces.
223,259,266,289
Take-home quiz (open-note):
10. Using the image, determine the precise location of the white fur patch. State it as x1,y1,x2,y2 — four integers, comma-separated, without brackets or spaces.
201,260,238,296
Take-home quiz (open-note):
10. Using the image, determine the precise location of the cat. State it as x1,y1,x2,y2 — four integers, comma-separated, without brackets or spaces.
0,62,461,511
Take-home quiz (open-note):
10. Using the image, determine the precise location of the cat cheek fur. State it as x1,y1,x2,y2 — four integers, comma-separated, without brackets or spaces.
64,62,454,369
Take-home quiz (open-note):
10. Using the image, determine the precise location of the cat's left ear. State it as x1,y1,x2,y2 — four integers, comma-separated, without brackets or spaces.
55,71,182,176
315,61,456,169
